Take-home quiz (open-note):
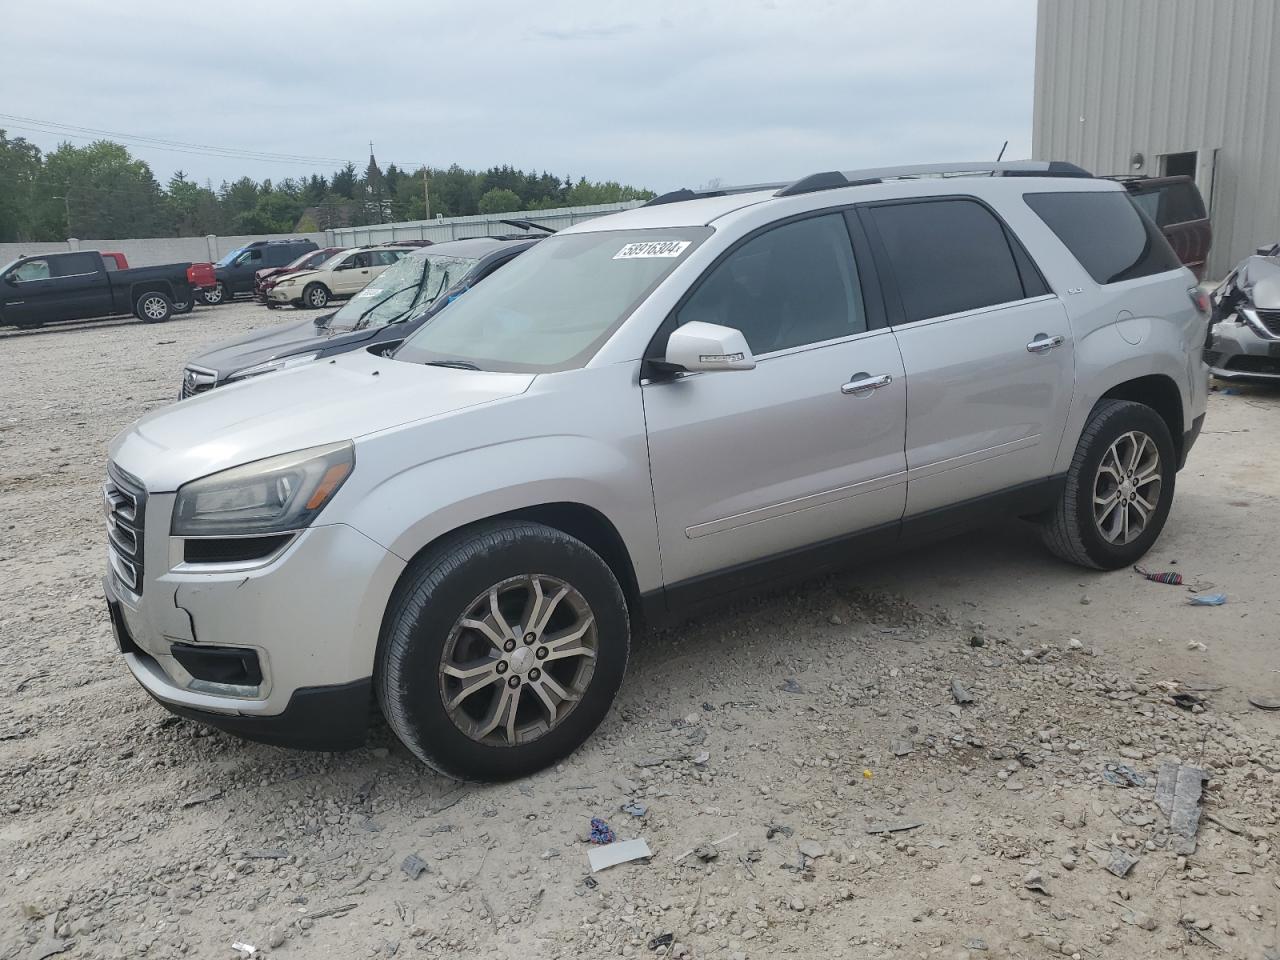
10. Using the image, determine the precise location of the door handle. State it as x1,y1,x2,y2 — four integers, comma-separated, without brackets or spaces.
841,372,893,395
1026,333,1065,354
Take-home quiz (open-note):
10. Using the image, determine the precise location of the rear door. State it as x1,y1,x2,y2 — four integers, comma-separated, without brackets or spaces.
49,252,111,319
643,211,908,594
859,197,1074,520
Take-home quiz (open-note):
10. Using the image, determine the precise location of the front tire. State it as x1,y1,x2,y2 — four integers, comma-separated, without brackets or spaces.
1041,399,1176,569
377,521,630,781
302,283,330,309
135,290,173,324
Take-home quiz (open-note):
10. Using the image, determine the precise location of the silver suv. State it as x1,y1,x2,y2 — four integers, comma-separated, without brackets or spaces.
104,161,1210,780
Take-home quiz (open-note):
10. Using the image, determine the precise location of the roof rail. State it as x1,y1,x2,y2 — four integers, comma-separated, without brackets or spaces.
775,160,1092,197
642,182,789,206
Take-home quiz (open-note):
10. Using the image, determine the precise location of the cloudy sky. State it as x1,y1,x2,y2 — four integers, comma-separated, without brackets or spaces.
1,0,1037,192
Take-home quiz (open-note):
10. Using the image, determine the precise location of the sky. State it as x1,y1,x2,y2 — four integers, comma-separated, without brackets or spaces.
0,0,1038,193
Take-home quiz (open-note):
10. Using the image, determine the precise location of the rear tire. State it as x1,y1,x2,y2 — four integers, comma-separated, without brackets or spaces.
135,290,173,324
172,297,194,315
302,283,330,309
376,521,630,781
1040,399,1176,569
202,282,227,305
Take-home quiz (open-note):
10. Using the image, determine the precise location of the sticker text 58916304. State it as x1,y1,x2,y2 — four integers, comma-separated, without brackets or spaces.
613,240,691,260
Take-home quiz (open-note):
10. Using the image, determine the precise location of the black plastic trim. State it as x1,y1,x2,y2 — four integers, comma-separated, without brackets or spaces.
1179,413,1205,470
775,171,852,197
183,534,293,564
170,642,264,687
147,678,373,751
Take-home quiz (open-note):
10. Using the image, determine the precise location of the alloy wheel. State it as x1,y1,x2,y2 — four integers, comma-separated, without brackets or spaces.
141,295,168,320
1093,429,1162,545
437,574,598,747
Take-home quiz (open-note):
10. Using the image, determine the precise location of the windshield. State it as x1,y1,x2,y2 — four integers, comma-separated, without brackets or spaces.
394,229,708,373
287,249,324,270
215,247,246,267
0,259,18,276
328,253,480,330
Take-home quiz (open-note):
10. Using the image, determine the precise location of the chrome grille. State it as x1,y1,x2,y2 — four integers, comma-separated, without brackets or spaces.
181,366,218,399
104,464,147,595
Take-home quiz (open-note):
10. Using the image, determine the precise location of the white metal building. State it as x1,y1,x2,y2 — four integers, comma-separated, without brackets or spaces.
1032,0,1280,277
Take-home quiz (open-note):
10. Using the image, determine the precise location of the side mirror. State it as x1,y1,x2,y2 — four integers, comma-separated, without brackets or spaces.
3,274,15,286
664,321,756,372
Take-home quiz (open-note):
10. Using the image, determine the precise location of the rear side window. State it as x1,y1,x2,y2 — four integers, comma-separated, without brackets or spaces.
866,199,1029,323
1025,191,1182,284
53,252,100,276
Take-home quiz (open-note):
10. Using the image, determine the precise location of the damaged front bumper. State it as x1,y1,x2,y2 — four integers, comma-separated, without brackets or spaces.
1207,310,1280,381
104,498,404,749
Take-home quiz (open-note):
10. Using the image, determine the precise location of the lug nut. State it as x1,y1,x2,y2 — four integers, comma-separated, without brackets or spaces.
495,661,508,675
535,647,548,660
529,668,541,681
507,676,521,688
524,632,536,645
503,639,517,652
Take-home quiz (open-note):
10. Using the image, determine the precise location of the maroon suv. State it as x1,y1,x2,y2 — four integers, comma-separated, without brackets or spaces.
254,247,346,306
1111,176,1212,280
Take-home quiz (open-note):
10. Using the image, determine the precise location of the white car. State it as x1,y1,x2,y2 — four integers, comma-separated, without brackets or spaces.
268,247,418,309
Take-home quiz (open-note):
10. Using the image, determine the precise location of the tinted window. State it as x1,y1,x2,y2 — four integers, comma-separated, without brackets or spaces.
53,252,100,276
867,199,1026,323
263,246,294,266
1026,191,1182,284
676,214,864,355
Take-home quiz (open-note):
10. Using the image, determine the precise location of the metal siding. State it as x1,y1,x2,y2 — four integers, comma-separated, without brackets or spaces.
1033,0,1280,277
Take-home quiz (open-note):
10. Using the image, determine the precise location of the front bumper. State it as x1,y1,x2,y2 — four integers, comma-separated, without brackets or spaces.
1207,315,1280,382
105,501,405,749
268,286,300,304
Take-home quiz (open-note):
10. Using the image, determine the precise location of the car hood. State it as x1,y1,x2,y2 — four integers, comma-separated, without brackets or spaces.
275,268,321,285
1236,255,1280,311
111,350,535,492
188,316,374,378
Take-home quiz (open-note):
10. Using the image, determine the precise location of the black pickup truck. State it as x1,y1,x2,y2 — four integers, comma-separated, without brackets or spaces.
0,250,196,328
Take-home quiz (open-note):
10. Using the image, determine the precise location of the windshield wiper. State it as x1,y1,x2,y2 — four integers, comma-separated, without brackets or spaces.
423,359,480,370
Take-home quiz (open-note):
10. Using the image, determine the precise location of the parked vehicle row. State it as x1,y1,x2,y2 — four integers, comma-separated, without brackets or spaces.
255,247,345,305
105,160,1210,781
201,238,319,305
181,236,539,396
0,250,205,327
265,246,419,309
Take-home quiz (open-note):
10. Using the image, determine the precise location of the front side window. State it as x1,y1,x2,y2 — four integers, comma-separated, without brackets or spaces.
13,259,51,281
215,247,245,267
395,228,709,373
1025,190,1182,284
867,199,1026,323
674,213,864,355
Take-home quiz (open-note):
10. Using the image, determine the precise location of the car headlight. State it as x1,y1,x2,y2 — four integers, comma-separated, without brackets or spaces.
172,441,354,537
226,352,319,382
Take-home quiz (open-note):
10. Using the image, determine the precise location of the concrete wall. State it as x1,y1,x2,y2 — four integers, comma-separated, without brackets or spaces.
1033,0,1280,278
329,201,644,247
0,232,328,268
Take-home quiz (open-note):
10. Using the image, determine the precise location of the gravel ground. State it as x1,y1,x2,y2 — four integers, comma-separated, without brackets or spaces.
1,303,1278,960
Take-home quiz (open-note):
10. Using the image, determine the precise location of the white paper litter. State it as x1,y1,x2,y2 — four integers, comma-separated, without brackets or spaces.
587,838,652,872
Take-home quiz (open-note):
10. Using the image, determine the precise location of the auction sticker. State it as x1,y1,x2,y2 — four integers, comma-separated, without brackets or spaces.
613,240,690,260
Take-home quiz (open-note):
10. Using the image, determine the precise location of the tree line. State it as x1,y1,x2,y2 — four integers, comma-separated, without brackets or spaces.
0,131,656,242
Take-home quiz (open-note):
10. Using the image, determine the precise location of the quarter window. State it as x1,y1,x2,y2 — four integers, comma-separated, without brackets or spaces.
866,199,1027,324
675,213,865,355
1025,191,1182,284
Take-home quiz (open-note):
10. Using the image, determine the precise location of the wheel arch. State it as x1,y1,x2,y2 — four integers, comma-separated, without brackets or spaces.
1099,374,1185,463
130,280,174,302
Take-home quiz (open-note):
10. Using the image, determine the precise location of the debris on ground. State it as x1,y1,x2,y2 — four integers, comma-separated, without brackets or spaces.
400,853,428,880
1155,761,1209,852
1187,592,1227,605
950,679,975,704
1135,565,1183,585
777,678,804,694
765,823,793,840
864,820,925,836
1247,693,1280,710
1121,910,1158,931
588,838,652,873
589,817,617,844
621,801,649,818
1102,764,1146,788
231,941,257,958
692,843,718,863
180,788,223,808
1022,868,1050,894
1168,690,1207,711
648,932,674,950
1105,847,1140,877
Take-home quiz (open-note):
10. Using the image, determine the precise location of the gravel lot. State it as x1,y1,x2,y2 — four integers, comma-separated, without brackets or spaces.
1,303,1278,960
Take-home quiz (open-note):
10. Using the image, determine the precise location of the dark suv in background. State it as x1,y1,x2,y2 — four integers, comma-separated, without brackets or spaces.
1107,176,1212,279
203,238,318,305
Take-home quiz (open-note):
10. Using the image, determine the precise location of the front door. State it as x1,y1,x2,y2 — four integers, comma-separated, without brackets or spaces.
642,211,908,595
859,197,1075,517
2,257,59,325
332,251,374,295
